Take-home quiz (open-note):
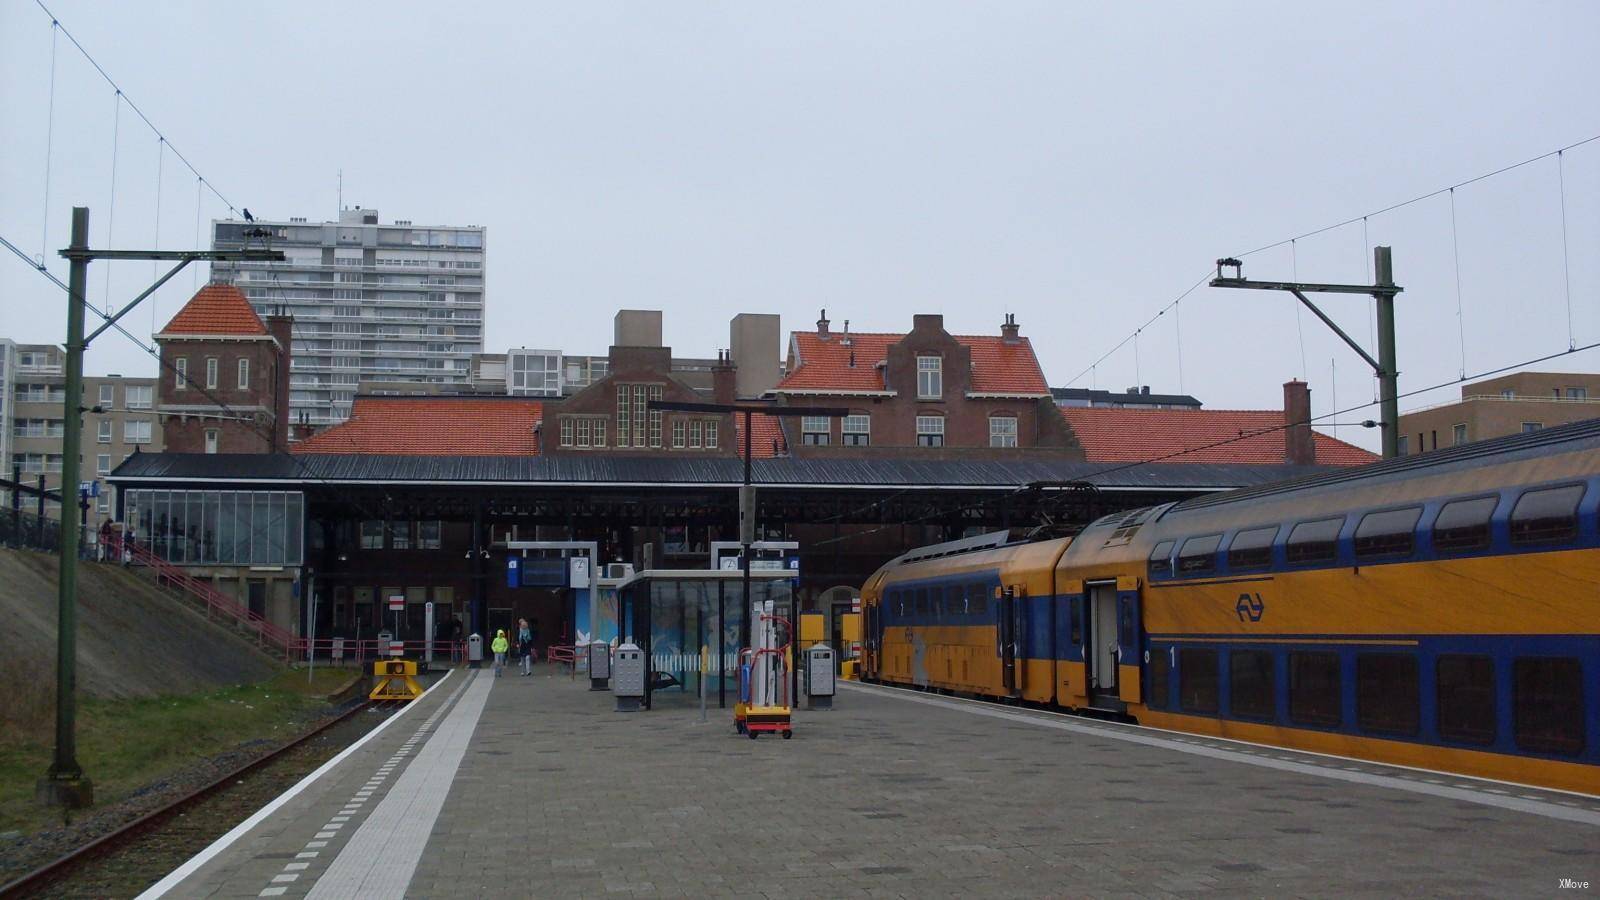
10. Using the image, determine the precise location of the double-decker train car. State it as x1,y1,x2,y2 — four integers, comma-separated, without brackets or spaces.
861,419,1600,793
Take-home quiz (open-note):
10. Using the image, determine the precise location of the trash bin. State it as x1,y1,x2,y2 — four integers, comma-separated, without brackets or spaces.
468,633,484,667
588,642,611,691
613,643,644,712
805,643,835,710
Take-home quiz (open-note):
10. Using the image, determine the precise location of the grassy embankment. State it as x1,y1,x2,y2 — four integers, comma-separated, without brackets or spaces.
0,665,356,835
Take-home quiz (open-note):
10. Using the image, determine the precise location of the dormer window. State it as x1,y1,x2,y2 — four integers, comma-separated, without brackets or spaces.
917,355,942,399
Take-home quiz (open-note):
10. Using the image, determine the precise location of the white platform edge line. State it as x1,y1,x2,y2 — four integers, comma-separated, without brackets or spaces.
844,681,1600,827
135,668,458,900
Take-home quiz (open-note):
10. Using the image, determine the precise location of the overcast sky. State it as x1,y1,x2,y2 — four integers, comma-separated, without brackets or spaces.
3,1,1597,451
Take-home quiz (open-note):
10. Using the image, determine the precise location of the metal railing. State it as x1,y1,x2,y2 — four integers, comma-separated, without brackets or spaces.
118,537,300,660
1,507,64,554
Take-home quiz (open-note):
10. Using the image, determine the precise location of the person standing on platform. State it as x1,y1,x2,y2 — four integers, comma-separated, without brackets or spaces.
516,618,534,677
491,629,510,678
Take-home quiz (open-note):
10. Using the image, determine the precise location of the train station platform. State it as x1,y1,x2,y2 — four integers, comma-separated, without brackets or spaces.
141,667,1598,898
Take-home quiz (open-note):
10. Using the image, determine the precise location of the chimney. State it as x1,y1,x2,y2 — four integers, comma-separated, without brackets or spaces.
1283,379,1315,465
1001,313,1020,344
266,312,295,451
817,309,830,340
712,349,737,405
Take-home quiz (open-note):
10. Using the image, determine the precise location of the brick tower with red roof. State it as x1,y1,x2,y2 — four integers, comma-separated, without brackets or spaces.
154,283,293,454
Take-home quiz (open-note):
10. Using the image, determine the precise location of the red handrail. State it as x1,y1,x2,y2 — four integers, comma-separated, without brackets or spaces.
119,538,298,659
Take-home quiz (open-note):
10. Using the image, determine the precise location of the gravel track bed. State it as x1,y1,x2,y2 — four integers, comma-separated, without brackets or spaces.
2,702,394,898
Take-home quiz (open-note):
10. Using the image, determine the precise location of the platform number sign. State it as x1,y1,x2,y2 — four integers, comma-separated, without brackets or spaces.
388,594,406,611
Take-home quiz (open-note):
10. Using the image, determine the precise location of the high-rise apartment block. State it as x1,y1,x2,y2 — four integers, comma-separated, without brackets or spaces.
210,207,486,425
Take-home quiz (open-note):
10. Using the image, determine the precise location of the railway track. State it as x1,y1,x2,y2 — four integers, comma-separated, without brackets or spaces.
1,700,403,899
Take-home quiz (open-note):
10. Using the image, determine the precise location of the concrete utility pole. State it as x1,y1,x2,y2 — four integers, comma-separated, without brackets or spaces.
38,207,283,810
1210,247,1404,458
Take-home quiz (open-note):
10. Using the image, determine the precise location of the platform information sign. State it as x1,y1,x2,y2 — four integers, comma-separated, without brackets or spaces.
388,595,405,611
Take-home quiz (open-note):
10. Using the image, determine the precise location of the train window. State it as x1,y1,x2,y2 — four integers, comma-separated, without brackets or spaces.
1437,655,1495,745
1354,507,1422,560
970,583,989,617
1285,518,1343,565
1178,648,1220,714
1147,541,1174,578
1356,654,1420,736
1147,647,1170,711
1513,657,1585,756
1433,496,1498,554
1288,652,1342,726
947,584,964,617
1176,535,1222,575
1509,484,1585,547
1229,650,1275,720
1068,595,1082,645
1227,526,1279,570
915,588,928,618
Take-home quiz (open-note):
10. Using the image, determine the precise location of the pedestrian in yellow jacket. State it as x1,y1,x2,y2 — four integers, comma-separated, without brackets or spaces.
491,630,510,678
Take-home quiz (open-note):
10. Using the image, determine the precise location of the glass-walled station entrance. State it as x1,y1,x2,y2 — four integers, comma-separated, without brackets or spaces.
617,569,795,710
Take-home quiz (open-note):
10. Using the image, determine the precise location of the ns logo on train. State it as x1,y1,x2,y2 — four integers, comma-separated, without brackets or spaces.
1235,592,1265,623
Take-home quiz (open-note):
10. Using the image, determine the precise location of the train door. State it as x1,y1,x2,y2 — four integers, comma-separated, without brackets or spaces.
1086,582,1119,702
998,587,1017,695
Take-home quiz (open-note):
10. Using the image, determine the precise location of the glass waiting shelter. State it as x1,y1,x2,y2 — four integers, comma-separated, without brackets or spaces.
616,569,795,711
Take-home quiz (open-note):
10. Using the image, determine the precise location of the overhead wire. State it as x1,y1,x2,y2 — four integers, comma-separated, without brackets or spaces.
102,90,121,315
1068,133,1600,391
1557,150,1575,350
30,0,240,216
40,17,59,260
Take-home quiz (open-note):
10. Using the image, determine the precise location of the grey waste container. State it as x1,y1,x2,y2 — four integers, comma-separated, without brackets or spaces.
588,642,611,691
468,633,484,667
806,643,835,709
613,643,644,712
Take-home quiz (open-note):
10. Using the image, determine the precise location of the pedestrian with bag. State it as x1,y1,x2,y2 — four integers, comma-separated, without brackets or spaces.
491,629,510,678
516,618,535,676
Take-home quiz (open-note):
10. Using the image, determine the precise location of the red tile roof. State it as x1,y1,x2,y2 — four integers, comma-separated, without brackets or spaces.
1060,407,1378,467
159,284,268,336
778,332,1049,395
734,413,787,459
293,396,543,455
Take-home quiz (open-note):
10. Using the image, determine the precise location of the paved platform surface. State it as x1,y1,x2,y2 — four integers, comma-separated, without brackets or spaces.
145,667,1598,898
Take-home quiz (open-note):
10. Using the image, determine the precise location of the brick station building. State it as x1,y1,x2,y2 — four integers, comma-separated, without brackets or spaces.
111,290,1380,651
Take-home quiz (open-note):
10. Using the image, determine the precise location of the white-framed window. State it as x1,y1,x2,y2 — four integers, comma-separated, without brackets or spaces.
560,418,574,447
418,521,443,550
360,520,385,550
593,418,607,448
390,521,411,550
96,454,111,476
96,494,110,514
616,385,630,446
648,385,663,448
238,358,250,389
204,429,220,454
125,385,152,409
1522,422,1543,433
843,414,870,446
1569,387,1589,400
917,355,942,400
1452,423,1468,446
916,415,945,447
801,416,830,446
175,357,188,390
689,420,703,449
673,419,686,449
704,420,718,449
124,419,152,444
98,384,115,409
205,357,219,390
97,420,112,443
989,415,1018,448
577,418,592,448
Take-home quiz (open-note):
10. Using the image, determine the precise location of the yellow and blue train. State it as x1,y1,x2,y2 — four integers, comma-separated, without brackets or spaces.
861,419,1600,794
